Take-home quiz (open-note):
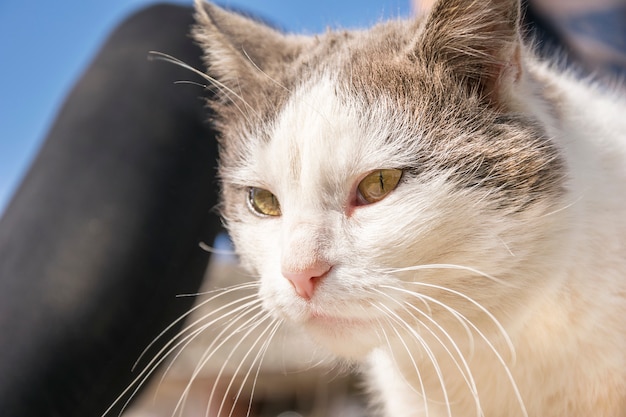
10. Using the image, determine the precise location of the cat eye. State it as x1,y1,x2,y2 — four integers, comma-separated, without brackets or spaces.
357,169,403,205
248,187,281,216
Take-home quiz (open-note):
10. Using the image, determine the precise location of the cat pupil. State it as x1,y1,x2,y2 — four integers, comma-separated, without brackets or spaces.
357,169,403,204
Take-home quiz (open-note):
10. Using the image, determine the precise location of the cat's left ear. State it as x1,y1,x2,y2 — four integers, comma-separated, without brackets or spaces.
193,0,306,94
416,0,523,104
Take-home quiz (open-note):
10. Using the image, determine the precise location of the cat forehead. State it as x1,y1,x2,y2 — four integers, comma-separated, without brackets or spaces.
252,76,416,189
229,19,424,129
213,18,440,171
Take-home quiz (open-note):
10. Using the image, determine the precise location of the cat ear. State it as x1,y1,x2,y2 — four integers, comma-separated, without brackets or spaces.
416,0,523,104
193,0,304,92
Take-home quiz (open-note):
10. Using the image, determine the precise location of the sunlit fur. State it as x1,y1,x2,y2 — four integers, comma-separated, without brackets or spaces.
168,0,626,416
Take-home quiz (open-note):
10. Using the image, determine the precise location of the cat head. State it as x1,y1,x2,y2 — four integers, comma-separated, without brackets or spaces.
193,0,567,358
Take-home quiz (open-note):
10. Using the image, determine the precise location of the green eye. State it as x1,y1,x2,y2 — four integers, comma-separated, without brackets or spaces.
357,169,403,204
248,187,281,216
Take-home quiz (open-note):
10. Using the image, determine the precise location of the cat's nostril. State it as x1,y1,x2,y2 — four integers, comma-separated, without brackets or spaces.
282,261,331,300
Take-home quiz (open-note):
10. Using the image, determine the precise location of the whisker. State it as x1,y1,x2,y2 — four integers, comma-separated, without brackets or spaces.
145,300,265,417
237,47,341,135
168,304,267,416
198,241,238,256
397,282,528,417
140,291,260,376
378,284,476,358
372,288,482,417
213,314,275,417
382,263,515,288
147,51,241,102
372,302,453,417
401,282,514,361
225,318,283,417
156,298,264,395
101,286,259,417
136,282,259,368
497,236,516,257
176,281,258,299
536,194,582,219
241,47,290,93
173,80,211,89
147,51,261,124
374,314,431,417
203,310,275,417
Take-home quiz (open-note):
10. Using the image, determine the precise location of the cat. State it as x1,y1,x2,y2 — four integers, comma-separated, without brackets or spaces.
190,0,626,415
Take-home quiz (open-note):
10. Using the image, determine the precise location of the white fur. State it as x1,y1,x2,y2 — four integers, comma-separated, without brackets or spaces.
226,61,626,416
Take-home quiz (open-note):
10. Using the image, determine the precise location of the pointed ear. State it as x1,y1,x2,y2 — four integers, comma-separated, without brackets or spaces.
416,0,523,103
193,0,304,90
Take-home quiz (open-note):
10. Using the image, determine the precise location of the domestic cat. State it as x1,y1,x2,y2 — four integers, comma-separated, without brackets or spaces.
191,0,626,415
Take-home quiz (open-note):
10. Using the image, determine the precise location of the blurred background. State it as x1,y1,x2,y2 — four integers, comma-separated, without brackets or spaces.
0,0,412,217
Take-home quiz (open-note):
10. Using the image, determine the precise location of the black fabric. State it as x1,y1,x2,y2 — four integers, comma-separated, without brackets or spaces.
0,4,220,416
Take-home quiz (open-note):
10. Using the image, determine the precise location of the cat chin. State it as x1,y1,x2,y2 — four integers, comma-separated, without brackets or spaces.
302,316,383,360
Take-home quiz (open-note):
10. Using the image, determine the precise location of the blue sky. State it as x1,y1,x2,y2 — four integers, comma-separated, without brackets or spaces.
0,0,412,216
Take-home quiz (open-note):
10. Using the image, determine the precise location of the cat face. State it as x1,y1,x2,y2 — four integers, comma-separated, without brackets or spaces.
194,0,567,359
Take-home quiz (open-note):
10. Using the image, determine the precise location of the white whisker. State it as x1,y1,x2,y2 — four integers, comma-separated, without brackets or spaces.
374,313,431,417
156,298,264,393
167,305,267,416
139,298,264,417
497,236,516,257
175,281,258,299
226,318,283,417
382,263,516,288
241,47,290,93
372,288,483,417
204,310,275,417
372,302,453,417
398,282,528,417
536,194,582,219
142,290,259,372
137,282,259,367
198,240,238,256
173,80,211,89
147,51,261,124
101,284,259,417
400,282,514,362
379,284,476,358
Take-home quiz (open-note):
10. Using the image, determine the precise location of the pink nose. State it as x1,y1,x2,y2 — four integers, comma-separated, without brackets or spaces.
282,261,332,300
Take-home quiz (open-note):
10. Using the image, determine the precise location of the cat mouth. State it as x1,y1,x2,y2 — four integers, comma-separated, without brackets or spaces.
307,311,375,328
303,310,385,358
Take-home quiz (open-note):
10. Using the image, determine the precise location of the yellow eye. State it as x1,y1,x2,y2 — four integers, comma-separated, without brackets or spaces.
248,187,281,216
357,169,403,204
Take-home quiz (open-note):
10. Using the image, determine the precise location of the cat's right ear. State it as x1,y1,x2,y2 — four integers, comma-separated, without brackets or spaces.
193,1,304,95
415,0,523,106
